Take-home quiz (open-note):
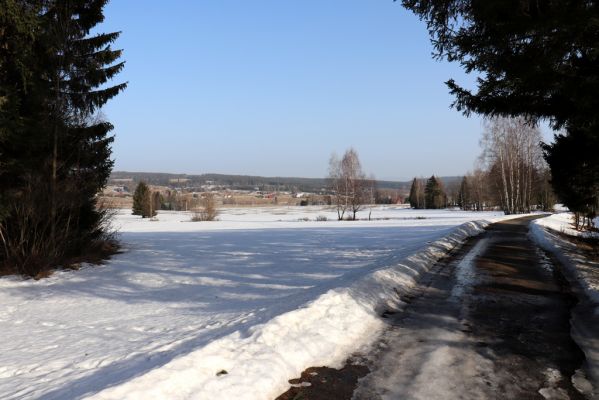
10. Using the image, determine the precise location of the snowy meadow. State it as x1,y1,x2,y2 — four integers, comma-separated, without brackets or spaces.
0,206,512,399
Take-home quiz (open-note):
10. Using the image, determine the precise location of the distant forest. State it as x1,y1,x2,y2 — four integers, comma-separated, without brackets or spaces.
109,171,462,194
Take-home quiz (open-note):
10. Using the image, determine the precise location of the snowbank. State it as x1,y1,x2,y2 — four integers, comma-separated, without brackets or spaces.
530,214,599,306
89,219,496,400
530,214,599,393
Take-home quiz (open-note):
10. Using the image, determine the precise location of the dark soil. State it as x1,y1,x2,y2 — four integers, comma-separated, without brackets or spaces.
275,363,369,400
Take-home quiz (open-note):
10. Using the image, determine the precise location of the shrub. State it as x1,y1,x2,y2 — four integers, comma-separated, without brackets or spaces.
191,194,218,222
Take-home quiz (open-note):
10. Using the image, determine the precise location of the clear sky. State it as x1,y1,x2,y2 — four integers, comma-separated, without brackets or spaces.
98,0,523,181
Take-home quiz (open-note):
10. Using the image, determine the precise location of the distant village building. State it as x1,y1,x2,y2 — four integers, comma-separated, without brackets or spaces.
169,178,190,184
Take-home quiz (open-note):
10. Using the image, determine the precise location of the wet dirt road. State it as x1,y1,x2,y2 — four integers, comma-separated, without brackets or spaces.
276,216,594,400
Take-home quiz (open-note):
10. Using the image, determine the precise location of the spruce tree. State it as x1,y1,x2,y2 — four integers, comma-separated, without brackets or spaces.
424,176,447,209
132,182,148,216
400,0,599,130
408,178,424,209
400,0,599,220
543,130,599,229
0,1,39,219
132,182,157,218
0,0,126,275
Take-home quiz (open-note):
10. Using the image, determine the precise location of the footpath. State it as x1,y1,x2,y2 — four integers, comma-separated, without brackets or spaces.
277,216,597,400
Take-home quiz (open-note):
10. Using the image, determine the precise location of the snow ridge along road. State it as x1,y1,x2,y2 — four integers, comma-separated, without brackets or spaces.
531,214,599,394
0,207,517,399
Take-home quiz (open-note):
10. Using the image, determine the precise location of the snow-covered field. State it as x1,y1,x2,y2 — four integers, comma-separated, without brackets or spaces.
1,206,512,400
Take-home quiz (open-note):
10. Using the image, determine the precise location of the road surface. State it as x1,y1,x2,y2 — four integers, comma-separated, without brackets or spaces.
277,216,595,400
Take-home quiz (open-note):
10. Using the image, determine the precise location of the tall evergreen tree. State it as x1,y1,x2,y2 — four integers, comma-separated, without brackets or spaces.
424,175,447,209
408,178,424,209
132,182,147,216
543,129,599,229
400,0,599,130
0,0,126,275
0,1,40,218
400,0,599,220
132,181,156,218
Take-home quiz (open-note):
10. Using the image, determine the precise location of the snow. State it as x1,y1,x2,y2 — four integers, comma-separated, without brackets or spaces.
451,237,489,300
352,234,498,400
0,206,514,399
530,213,599,306
530,213,599,393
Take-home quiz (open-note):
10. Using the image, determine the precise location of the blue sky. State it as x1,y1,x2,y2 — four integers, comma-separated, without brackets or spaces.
99,0,522,180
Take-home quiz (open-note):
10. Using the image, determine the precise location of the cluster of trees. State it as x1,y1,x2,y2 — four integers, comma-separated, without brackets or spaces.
409,118,555,213
458,118,555,214
327,148,375,220
132,182,219,221
408,176,447,209
157,190,204,212
401,0,599,229
457,167,555,215
477,117,552,214
456,170,488,212
0,0,125,276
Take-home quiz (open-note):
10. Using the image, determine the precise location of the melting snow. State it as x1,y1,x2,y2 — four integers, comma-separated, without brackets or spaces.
0,206,513,399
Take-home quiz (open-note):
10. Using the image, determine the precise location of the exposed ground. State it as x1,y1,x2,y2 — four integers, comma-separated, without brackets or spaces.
277,216,596,400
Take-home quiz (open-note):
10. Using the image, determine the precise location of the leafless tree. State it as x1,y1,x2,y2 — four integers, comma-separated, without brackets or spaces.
328,148,367,220
365,174,377,220
192,193,218,222
149,191,161,219
466,168,491,211
481,117,544,214
328,154,348,220
445,179,461,208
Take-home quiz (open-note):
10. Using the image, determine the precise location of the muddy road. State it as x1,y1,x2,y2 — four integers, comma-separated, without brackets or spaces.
276,216,595,400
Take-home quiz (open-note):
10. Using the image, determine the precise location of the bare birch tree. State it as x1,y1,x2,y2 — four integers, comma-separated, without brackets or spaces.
481,117,544,214
469,168,489,211
328,154,348,220
328,148,367,220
